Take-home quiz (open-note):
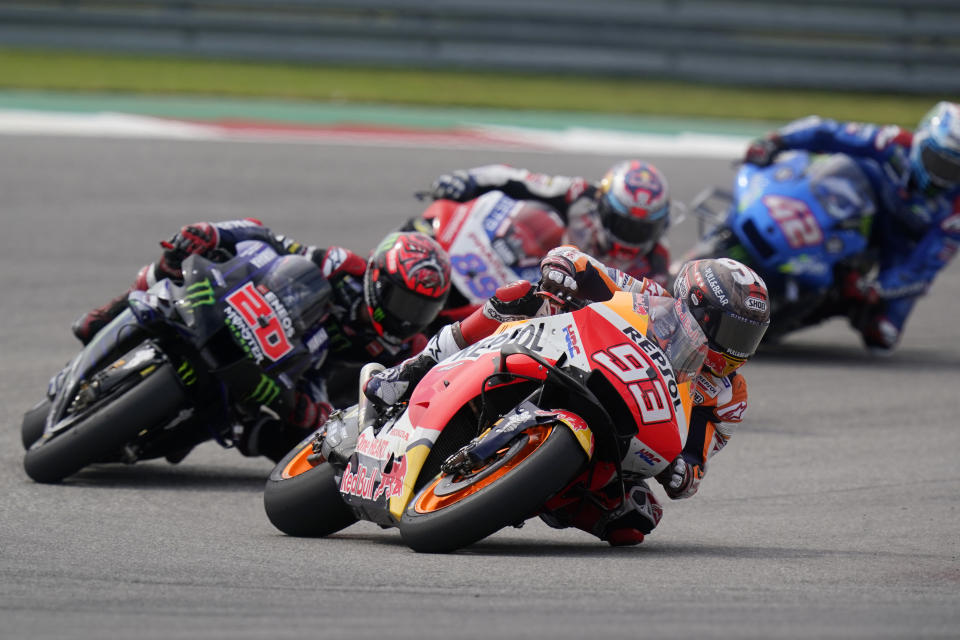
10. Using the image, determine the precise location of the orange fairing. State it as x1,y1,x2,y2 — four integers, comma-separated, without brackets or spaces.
412,424,556,513
280,442,318,479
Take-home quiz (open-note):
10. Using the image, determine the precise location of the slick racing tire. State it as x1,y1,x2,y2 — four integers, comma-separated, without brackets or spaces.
23,363,187,484
264,436,358,537
399,421,587,553
21,398,52,450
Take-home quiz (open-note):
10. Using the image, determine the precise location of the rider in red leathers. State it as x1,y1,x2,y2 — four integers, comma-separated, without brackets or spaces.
365,246,770,546
426,160,674,286
71,220,452,461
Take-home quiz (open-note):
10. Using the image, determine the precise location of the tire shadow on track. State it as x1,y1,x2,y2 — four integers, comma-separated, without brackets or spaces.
754,342,960,371
54,462,269,492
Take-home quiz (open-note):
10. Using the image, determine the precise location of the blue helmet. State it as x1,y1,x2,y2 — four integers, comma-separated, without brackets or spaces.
909,102,960,191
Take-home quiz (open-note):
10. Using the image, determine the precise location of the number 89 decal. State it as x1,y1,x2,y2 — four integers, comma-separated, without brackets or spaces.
450,252,499,299
592,343,672,425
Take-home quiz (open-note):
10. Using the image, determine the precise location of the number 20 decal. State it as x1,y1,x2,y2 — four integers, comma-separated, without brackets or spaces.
226,283,293,361
763,194,823,248
592,343,672,424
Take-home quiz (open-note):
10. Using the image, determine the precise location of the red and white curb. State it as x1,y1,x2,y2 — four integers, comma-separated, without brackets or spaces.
0,109,749,158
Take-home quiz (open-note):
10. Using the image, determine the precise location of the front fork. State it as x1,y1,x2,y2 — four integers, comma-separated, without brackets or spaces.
442,401,594,476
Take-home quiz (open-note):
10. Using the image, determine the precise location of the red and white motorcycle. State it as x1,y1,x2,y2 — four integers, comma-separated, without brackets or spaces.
409,191,566,329
263,290,707,553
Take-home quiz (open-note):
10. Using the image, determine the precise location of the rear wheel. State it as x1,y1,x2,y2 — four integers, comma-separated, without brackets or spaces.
399,422,587,553
264,436,357,537
23,363,187,483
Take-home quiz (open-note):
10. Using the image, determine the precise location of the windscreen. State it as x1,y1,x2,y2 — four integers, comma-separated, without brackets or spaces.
808,154,876,221
644,294,708,383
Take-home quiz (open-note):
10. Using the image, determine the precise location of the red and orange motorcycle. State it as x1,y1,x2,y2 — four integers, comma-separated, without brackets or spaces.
263,291,706,553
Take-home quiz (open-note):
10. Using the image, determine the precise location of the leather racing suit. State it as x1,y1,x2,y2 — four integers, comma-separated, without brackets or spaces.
754,117,960,350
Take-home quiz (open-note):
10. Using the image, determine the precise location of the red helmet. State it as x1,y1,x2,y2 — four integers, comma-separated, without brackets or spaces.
364,232,452,341
597,160,671,257
673,258,770,377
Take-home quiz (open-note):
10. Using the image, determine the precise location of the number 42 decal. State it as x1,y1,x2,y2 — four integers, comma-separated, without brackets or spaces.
763,194,823,248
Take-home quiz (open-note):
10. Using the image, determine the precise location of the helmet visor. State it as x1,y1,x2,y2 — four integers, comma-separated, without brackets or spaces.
380,284,446,338
692,307,769,361
599,198,669,253
921,143,960,188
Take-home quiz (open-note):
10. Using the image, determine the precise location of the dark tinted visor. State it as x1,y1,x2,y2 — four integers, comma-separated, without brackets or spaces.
599,199,669,252
692,306,769,360
921,144,960,187
381,284,447,337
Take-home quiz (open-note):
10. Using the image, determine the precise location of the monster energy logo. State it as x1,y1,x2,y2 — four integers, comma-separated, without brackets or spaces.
247,374,280,405
177,361,197,386
185,278,215,307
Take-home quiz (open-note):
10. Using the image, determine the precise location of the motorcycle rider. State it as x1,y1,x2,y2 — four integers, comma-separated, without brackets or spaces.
424,160,674,285
71,219,452,461
742,101,960,353
365,245,770,546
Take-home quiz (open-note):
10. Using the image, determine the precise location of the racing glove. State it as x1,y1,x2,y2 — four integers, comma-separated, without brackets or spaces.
431,170,477,201
743,134,784,167
287,391,333,431
157,222,220,280
538,252,580,306
656,455,703,500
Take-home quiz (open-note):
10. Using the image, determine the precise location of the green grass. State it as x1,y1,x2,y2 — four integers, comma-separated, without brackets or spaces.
2,48,956,127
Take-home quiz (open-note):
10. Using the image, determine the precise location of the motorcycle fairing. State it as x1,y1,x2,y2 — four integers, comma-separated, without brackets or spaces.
339,292,692,522
730,152,875,291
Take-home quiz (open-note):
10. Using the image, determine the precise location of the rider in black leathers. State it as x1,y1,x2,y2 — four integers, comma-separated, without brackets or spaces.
72,218,452,461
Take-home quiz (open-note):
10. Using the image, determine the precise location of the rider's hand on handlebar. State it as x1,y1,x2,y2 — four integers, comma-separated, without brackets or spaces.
158,222,220,278
431,170,477,201
742,135,783,167
537,253,582,309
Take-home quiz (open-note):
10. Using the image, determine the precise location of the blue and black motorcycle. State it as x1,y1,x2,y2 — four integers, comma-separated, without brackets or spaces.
22,241,332,483
677,151,878,341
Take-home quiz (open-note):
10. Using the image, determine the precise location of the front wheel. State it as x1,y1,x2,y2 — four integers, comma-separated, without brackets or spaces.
21,398,52,450
399,422,587,553
23,363,187,483
263,435,357,537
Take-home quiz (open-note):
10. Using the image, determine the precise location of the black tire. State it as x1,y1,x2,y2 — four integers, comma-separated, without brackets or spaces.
263,437,357,537
399,422,587,553
21,398,52,450
23,363,186,484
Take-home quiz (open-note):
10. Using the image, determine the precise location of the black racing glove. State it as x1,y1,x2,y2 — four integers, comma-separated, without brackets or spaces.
743,134,784,167
430,170,477,201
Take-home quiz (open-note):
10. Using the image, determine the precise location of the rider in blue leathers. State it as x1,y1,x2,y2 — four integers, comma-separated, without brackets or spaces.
743,101,960,352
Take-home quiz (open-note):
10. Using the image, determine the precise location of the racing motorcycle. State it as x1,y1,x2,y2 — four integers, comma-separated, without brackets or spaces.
263,290,707,553
22,240,332,483
407,190,566,330
677,151,877,341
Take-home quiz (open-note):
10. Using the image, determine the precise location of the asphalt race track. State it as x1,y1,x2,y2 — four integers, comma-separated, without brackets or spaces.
2,136,958,639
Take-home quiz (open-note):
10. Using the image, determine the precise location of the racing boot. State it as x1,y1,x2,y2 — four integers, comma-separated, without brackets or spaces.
71,290,133,345
71,264,155,345
540,479,662,547
363,323,464,410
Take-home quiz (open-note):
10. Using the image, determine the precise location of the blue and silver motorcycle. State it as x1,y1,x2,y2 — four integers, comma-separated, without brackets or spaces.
22,241,332,483
678,151,878,341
